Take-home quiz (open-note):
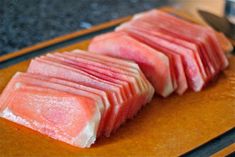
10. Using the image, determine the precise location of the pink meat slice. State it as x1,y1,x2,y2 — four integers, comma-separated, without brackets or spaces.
89,31,173,97
154,11,229,70
120,29,188,94
63,52,148,104
43,54,131,132
116,21,209,82
67,50,154,119
51,52,149,130
7,74,104,139
133,10,225,76
117,28,191,93
0,81,100,148
43,55,129,101
12,72,109,137
5,72,104,121
27,58,122,137
128,16,214,80
69,50,154,102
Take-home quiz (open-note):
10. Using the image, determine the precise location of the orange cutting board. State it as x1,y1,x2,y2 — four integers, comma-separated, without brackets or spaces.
0,7,234,157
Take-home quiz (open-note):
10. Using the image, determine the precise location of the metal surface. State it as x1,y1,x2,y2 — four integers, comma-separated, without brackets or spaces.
198,9,235,40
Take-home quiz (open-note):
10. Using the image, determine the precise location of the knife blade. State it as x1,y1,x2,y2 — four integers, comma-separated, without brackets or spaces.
198,9,235,40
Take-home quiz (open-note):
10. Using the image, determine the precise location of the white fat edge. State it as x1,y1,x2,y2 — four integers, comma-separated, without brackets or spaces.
145,82,155,103
132,12,145,20
13,72,22,77
138,67,155,101
126,70,149,103
1,107,30,126
125,65,147,93
1,107,72,145
0,82,22,113
103,103,120,137
127,76,141,95
91,90,110,117
137,73,151,103
115,23,130,31
133,37,171,97
93,98,105,135
145,78,155,103
184,55,204,92
101,92,111,114
152,51,174,97
72,103,101,148
123,50,154,101
191,75,204,92
148,84,155,102
14,82,23,89
162,73,174,97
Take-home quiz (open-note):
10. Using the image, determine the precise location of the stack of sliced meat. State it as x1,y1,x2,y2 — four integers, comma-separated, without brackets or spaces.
0,9,229,149
0,50,154,148
89,9,229,97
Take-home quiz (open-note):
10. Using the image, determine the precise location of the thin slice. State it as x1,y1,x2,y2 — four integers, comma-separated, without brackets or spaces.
0,81,100,148
43,54,131,131
89,31,173,97
120,29,188,94
118,29,190,93
116,21,209,82
67,50,154,118
28,58,122,137
12,72,108,137
133,10,219,76
69,50,154,103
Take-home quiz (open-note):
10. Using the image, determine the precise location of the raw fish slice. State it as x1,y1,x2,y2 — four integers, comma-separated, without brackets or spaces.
13,72,108,137
66,51,154,118
133,11,220,76
20,72,110,137
89,31,173,97
120,29,189,93
129,31,203,91
69,50,154,102
43,55,129,101
51,53,149,129
57,53,140,95
60,52,147,110
17,73,104,112
0,83,100,148
9,73,104,120
51,54,134,108
28,58,121,137
40,55,128,109
134,10,228,71
28,58,122,104
120,30,184,93
153,10,228,70
44,54,131,131
156,10,226,71
124,18,212,80
116,21,209,82
87,36,155,98
53,53,144,104
70,50,154,97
